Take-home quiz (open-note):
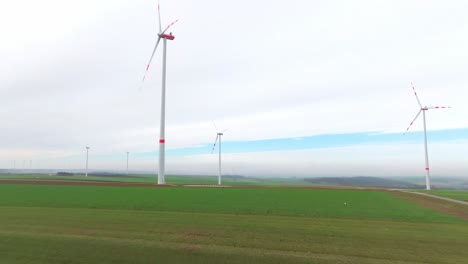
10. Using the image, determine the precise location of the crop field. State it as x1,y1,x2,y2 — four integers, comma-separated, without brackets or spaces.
0,173,311,186
0,183,467,264
419,190,468,201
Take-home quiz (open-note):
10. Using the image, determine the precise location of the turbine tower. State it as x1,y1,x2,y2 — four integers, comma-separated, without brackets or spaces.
85,146,90,177
141,1,178,185
126,152,130,176
404,82,450,190
211,128,227,185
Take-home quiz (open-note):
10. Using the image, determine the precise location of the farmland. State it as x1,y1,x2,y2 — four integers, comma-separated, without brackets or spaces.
0,183,467,264
0,173,311,186
420,190,468,202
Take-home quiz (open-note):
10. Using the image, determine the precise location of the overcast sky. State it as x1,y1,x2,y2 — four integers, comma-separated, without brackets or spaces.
1,0,467,178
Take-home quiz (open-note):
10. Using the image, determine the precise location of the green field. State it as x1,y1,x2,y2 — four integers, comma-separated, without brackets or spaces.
420,190,468,201
0,183,467,264
0,173,311,186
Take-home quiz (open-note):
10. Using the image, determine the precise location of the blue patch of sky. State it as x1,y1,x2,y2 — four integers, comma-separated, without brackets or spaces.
78,128,468,160
166,128,468,156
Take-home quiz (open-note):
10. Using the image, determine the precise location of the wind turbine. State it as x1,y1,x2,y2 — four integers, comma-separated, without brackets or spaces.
126,152,130,176
211,127,228,185
140,1,178,185
85,146,90,177
404,82,450,190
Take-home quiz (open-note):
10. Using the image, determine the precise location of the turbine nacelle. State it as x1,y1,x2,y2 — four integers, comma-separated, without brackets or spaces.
160,33,175,40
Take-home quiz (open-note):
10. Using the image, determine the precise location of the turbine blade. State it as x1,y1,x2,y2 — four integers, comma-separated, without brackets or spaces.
212,121,218,132
211,135,219,153
404,109,422,135
141,37,162,84
158,0,162,32
426,106,451,109
411,82,423,108
161,19,179,35
222,128,229,133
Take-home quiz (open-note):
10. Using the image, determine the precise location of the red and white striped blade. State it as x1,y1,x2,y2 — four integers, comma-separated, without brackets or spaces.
161,19,179,35
411,82,423,108
141,36,162,84
404,109,422,135
426,106,451,109
211,135,219,153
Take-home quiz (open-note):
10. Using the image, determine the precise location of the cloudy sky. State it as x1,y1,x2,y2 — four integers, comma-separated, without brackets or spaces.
1,0,467,178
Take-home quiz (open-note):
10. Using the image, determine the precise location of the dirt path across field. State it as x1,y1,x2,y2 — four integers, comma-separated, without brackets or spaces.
403,191,468,206
389,190,468,220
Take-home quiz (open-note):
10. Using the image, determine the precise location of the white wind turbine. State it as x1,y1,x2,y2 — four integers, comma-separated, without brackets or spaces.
404,82,451,190
85,146,90,177
126,152,130,176
140,1,178,185
211,126,228,186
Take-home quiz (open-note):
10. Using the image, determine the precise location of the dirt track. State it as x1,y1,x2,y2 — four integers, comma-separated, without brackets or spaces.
389,190,468,220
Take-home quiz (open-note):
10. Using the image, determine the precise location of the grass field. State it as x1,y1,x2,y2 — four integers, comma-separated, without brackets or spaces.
420,190,468,201
0,183,467,264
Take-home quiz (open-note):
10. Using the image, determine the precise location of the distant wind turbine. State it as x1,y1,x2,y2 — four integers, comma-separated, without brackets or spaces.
140,1,179,185
85,146,90,177
404,82,451,190
126,152,130,176
211,126,228,185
